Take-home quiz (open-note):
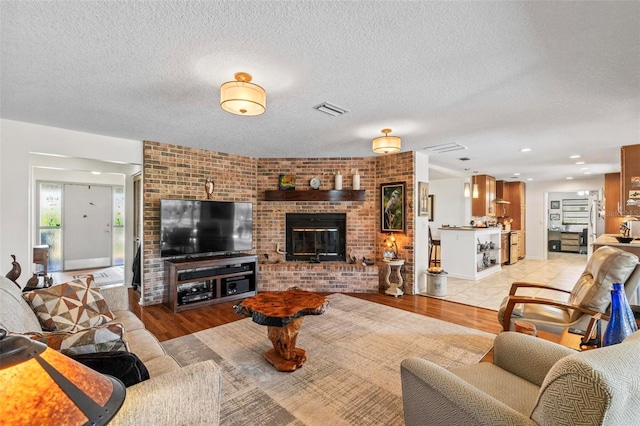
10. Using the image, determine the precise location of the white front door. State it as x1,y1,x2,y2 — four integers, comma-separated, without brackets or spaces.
63,184,112,270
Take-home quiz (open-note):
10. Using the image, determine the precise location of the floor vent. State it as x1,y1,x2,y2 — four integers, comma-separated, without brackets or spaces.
423,142,468,153
314,102,350,117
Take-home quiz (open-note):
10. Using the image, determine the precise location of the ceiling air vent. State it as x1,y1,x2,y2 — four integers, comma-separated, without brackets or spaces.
423,142,468,154
314,102,350,117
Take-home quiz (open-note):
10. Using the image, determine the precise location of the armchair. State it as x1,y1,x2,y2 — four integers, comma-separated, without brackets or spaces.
401,330,640,425
498,246,640,333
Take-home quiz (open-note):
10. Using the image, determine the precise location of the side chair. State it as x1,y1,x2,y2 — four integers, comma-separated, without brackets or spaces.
498,246,640,334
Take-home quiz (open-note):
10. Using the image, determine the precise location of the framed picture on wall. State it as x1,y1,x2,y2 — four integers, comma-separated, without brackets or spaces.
550,213,561,220
381,182,405,232
418,181,429,216
550,200,560,209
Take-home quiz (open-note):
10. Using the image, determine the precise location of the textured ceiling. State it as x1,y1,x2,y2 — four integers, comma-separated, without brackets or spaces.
1,1,638,182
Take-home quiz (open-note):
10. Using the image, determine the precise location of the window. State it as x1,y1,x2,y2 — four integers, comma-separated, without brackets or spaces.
562,199,588,225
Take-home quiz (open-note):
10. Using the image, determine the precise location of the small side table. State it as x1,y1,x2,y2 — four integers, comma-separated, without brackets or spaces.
33,245,49,277
384,258,405,297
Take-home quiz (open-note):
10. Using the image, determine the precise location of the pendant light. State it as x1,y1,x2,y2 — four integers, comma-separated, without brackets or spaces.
220,72,266,116
464,182,471,198
472,176,479,199
372,128,401,154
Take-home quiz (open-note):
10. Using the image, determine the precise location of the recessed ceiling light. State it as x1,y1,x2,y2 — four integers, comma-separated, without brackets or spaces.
576,161,586,165
520,148,532,152
527,178,533,181
513,172,521,176
580,167,589,170
566,177,574,180
91,171,102,175
570,155,581,159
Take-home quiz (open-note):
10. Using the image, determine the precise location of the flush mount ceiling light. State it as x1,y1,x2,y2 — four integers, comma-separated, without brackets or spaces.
372,128,401,154
220,72,266,116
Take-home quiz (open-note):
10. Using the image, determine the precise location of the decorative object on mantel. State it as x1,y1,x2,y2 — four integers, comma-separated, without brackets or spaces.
309,177,321,190
205,178,215,199
220,72,266,116
352,169,360,190
372,128,401,154
278,174,296,190
362,257,374,266
334,171,342,190
347,248,357,264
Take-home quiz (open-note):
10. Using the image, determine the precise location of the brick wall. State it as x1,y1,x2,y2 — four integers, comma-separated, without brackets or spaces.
142,141,417,305
376,151,416,294
142,140,257,305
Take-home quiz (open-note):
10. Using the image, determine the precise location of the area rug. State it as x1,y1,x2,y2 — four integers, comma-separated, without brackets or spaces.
70,266,124,287
162,293,495,426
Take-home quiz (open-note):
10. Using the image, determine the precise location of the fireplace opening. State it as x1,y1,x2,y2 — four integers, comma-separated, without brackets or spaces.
286,213,346,262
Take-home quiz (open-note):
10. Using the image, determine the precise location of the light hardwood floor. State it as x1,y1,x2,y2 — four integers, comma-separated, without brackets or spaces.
129,290,505,342
127,251,585,342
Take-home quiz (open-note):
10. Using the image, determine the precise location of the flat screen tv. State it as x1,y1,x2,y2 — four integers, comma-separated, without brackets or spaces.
160,199,253,258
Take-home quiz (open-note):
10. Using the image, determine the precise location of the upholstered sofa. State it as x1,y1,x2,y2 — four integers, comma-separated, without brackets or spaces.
0,275,222,425
401,331,640,425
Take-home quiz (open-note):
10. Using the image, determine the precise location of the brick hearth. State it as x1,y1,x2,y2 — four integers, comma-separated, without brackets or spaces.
258,262,380,293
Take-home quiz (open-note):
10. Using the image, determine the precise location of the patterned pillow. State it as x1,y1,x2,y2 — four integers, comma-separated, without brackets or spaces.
18,323,129,356
23,278,114,332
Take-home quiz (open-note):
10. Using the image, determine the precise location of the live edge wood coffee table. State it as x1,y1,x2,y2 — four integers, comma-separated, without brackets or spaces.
234,290,329,372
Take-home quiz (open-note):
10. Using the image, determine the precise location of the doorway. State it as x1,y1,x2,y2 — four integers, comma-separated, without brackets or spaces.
37,181,125,272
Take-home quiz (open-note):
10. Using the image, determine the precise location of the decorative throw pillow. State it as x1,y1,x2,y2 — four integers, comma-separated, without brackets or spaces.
69,351,150,387
23,278,114,332
20,323,129,356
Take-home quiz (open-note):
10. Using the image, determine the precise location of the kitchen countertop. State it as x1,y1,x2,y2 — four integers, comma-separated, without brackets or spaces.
593,234,640,248
439,226,503,231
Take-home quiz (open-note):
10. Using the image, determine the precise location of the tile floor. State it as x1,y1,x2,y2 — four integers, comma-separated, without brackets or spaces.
429,252,588,311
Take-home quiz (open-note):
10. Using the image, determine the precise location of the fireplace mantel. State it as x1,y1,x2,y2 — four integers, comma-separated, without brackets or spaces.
264,190,365,202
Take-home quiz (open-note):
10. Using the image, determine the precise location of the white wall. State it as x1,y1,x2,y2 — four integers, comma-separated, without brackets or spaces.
428,177,468,239
414,151,429,294
0,119,142,281
525,177,605,259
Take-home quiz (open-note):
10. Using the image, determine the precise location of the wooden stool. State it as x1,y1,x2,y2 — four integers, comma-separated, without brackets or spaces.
428,227,440,267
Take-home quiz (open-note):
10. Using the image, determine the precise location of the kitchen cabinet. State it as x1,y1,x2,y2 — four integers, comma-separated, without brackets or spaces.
472,174,496,217
505,181,526,259
621,145,640,217
439,227,502,280
604,172,624,234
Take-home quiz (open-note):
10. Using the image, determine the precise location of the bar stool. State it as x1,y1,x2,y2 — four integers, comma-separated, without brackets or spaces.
428,227,440,267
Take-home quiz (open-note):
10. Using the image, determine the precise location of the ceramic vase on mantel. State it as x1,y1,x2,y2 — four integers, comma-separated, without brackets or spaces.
352,169,360,190
603,282,638,346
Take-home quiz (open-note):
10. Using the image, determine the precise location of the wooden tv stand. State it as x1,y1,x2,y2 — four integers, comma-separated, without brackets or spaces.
165,254,258,313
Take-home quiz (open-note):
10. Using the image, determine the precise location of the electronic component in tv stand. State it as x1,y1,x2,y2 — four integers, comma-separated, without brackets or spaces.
165,254,258,313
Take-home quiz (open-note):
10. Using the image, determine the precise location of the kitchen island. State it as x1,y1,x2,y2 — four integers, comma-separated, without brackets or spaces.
439,227,502,280
592,234,640,257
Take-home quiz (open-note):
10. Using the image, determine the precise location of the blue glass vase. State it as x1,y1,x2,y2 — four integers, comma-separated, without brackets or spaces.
603,283,638,346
